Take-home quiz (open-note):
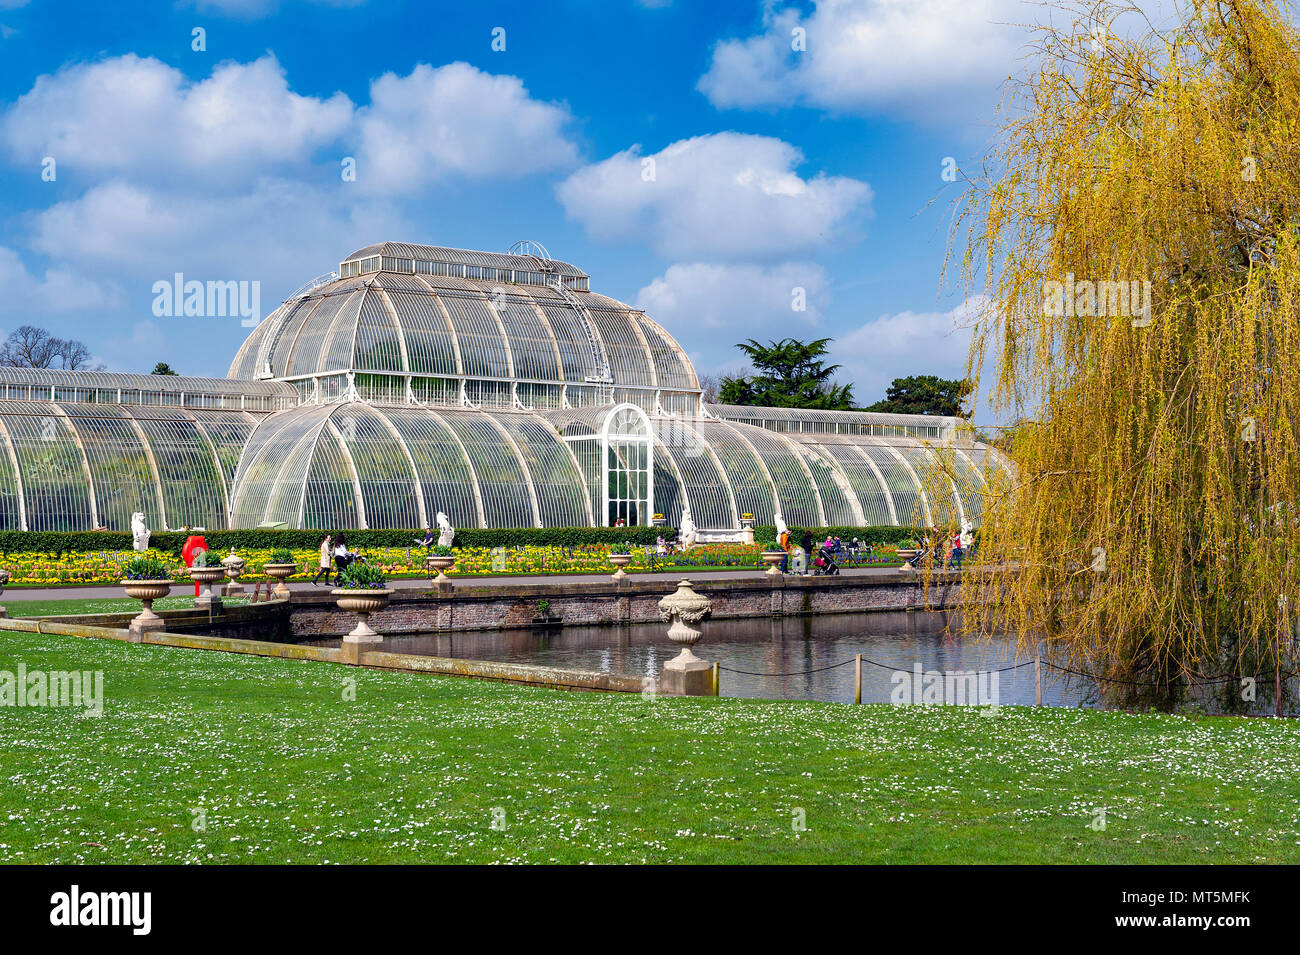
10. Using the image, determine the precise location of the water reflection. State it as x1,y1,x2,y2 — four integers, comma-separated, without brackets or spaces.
314,611,1095,706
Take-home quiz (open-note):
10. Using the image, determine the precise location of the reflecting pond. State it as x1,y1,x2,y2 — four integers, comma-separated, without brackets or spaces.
314,610,1097,706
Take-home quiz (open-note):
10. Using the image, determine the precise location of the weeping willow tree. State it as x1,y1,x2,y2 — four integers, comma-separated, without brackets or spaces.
949,0,1300,704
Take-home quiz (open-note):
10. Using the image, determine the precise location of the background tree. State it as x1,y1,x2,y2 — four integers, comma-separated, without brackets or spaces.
952,0,1300,706
717,337,855,409
151,362,178,376
865,375,972,416
0,325,101,370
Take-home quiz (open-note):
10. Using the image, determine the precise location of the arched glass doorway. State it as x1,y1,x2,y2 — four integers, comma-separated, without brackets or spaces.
602,404,653,526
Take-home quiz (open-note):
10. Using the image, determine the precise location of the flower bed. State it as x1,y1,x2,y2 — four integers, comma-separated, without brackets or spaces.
0,542,796,585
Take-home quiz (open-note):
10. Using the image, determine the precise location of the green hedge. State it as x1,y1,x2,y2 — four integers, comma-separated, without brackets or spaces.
0,525,928,556
0,527,664,556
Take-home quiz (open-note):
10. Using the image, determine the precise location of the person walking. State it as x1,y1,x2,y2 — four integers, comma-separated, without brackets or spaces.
312,534,333,585
778,522,792,574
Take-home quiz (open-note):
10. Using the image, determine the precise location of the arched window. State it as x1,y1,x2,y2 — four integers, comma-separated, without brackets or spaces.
602,404,653,527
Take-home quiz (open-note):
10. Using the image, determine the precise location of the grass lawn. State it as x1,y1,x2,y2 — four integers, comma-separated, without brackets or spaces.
1,630,1298,864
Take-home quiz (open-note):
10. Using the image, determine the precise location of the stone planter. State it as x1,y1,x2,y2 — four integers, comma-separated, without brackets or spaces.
426,554,456,587
263,562,296,598
122,579,172,637
896,548,921,572
188,564,226,609
761,550,786,576
657,579,714,696
221,549,246,597
608,553,632,581
332,588,394,664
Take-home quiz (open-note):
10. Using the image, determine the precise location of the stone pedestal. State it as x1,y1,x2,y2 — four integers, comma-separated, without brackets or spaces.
660,657,713,696
340,632,381,665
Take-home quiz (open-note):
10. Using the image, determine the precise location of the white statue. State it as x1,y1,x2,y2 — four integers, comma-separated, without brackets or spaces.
436,511,455,548
679,503,698,549
774,511,789,542
960,517,974,550
131,512,151,552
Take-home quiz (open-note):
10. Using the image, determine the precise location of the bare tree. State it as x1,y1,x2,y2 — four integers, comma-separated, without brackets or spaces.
0,325,59,368
696,373,719,404
53,337,101,370
0,325,101,370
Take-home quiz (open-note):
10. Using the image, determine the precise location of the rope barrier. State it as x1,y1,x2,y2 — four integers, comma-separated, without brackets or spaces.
713,655,1292,683
717,659,857,677
717,656,1037,678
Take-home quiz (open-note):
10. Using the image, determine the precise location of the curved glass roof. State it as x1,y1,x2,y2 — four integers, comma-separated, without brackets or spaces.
224,403,1007,534
342,242,587,279
228,271,698,401
0,400,265,531
229,402,593,530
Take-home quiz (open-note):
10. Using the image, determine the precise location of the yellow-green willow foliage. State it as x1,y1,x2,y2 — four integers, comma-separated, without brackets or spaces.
951,0,1300,695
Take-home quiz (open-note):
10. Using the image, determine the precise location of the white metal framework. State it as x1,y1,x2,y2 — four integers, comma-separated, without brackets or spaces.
0,241,1010,531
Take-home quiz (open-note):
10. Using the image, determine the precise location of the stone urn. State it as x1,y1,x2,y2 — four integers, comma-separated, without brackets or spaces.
657,579,714,695
122,578,172,637
263,562,296,599
221,549,246,597
332,588,395,664
188,562,226,609
740,514,756,545
426,553,456,587
0,566,10,618
761,550,786,576
608,552,633,581
895,548,921,573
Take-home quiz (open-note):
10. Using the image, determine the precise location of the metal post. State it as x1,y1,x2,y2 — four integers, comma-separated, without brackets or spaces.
855,654,862,704
1035,643,1043,707
712,661,720,697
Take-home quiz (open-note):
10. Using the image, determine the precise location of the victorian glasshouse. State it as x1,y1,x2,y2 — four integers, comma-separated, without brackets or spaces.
0,241,1008,533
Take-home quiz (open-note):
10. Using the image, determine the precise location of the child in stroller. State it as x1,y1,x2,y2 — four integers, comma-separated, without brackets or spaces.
813,544,841,576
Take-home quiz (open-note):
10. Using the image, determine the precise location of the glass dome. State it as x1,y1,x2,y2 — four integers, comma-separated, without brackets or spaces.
228,242,700,418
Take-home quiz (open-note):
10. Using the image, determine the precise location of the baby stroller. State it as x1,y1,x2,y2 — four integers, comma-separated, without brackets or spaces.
812,545,840,576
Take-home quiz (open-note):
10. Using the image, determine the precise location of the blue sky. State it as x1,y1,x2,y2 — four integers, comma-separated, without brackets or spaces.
0,0,1038,419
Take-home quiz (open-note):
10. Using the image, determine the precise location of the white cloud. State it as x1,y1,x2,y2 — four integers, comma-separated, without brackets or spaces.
698,0,1029,120
0,246,121,313
355,62,578,192
30,178,411,293
831,298,998,416
557,133,871,260
2,55,575,194
189,0,363,19
635,261,830,370
1,54,353,185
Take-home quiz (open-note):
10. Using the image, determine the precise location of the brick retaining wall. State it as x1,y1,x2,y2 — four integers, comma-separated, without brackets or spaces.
287,573,970,640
